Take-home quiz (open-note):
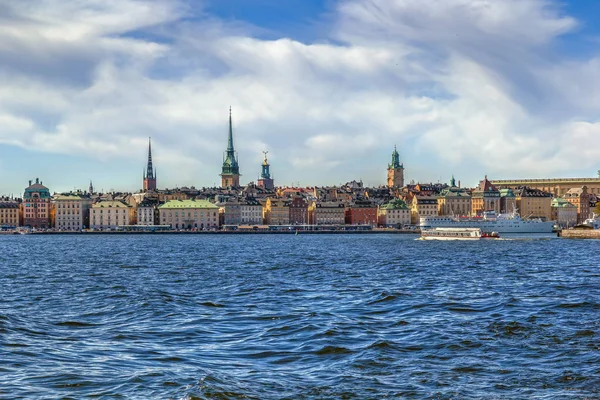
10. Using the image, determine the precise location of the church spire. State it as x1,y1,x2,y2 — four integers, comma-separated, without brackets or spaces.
221,107,240,188
143,137,157,191
227,106,235,153
146,137,154,179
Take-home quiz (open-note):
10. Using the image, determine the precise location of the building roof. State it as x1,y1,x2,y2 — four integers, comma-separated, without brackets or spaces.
380,199,409,210
53,195,86,201
551,197,576,208
159,199,218,209
92,201,131,208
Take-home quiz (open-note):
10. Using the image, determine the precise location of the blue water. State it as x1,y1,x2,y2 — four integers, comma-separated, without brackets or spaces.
1,234,599,399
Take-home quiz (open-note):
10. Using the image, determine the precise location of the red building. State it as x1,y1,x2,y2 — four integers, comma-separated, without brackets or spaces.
345,200,378,225
289,195,309,225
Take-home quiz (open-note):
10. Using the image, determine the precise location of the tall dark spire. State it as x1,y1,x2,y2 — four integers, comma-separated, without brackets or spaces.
143,137,157,191
146,137,154,179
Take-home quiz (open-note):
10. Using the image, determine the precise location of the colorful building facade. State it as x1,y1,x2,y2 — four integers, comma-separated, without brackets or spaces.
159,199,219,229
23,178,51,229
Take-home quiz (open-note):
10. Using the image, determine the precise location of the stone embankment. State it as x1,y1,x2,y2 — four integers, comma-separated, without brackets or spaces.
558,229,600,239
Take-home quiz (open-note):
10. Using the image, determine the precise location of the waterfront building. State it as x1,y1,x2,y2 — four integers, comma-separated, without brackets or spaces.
437,176,471,216
345,200,378,225
491,177,600,197
563,186,591,224
137,199,158,225
514,187,553,221
499,188,517,214
264,197,290,225
159,199,219,230
257,151,274,190
471,176,500,216
53,194,92,230
387,145,404,188
0,199,20,228
221,108,241,188
23,178,51,229
377,199,410,227
289,195,309,225
410,195,438,225
308,201,346,225
220,197,242,226
90,201,133,230
240,197,263,225
551,197,578,228
143,138,157,192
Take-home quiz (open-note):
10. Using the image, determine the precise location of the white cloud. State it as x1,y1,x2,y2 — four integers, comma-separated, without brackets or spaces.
0,0,598,194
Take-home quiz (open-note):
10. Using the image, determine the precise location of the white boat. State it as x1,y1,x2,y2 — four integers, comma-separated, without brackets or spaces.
420,227,499,240
582,215,600,229
419,211,554,233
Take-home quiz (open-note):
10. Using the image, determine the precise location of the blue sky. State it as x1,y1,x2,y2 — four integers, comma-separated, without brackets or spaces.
0,0,600,196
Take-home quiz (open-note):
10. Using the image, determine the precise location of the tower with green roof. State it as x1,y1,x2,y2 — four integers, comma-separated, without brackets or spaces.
220,107,241,188
387,145,404,188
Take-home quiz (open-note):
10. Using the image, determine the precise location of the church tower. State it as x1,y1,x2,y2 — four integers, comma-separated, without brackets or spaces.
220,107,241,188
143,137,157,192
387,145,404,188
257,151,274,190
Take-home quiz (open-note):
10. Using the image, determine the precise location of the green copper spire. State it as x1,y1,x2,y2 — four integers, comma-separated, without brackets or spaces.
222,107,239,175
450,175,456,187
389,145,402,169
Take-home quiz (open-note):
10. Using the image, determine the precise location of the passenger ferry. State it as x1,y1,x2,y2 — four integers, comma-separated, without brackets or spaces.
419,211,554,233
420,227,500,240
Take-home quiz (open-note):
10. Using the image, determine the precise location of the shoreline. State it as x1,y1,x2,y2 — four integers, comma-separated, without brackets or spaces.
3,229,419,235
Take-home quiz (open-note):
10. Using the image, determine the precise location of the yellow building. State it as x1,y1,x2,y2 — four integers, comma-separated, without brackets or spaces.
0,200,20,228
491,177,600,197
410,195,438,224
471,176,500,216
515,187,553,221
437,177,471,216
159,199,219,230
90,201,134,230
264,198,290,225
53,194,92,230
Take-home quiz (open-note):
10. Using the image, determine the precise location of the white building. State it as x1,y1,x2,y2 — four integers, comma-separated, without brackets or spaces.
377,199,411,227
240,198,263,225
53,194,92,230
90,201,133,230
137,200,157,225
159,199,219,230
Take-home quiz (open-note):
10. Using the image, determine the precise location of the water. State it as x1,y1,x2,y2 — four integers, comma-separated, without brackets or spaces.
1,234,599,399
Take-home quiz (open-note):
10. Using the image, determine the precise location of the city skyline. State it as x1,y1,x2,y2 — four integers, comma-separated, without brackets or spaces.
1,0,600,196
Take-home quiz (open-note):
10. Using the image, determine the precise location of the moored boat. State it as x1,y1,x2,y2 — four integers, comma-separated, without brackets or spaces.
420,211,554,233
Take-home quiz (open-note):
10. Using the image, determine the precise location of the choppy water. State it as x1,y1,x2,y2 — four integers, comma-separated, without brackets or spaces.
1,233,599,399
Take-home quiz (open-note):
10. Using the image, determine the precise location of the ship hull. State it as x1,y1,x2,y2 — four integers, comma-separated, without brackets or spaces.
419,218,554,234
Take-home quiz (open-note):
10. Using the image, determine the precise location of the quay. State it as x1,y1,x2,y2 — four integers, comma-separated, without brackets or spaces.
15,228,418,235
557,229,600,239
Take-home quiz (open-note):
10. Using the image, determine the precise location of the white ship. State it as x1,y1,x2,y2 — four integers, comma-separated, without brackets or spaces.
421,227,499,240
419,211,555,233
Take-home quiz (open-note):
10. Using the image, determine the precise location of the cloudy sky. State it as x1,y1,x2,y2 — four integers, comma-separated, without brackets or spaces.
1,0,599,195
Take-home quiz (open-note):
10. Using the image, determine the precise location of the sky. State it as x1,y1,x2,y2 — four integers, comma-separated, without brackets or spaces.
1,0,600,195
